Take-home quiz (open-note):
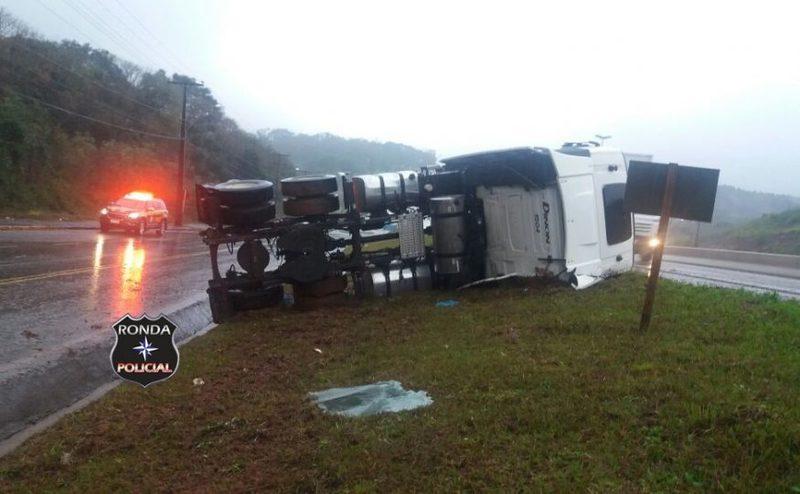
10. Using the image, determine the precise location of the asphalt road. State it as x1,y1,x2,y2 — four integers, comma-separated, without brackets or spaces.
645,255,800,300
0,228,227,391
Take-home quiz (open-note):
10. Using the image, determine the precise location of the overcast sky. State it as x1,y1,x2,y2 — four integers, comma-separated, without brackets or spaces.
4,0,799,195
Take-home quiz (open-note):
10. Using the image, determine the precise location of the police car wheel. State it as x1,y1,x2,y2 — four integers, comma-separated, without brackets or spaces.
137,220,146,236
155,219,167,236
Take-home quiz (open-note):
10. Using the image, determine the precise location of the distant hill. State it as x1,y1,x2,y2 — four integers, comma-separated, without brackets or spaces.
669,187,800,253
702,208,800,255
711,186,800,225
263,129,436,176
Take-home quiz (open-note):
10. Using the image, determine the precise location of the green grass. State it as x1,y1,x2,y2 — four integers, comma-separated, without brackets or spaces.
2,274,800,492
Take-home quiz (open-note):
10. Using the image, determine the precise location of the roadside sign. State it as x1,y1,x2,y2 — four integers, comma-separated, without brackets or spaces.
625,161,720,222
624,161,720,331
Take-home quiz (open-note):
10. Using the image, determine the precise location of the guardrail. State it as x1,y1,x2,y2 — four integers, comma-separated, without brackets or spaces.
664,246,800,270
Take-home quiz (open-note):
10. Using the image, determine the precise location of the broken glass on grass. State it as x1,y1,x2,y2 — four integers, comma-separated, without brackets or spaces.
309,380,433,417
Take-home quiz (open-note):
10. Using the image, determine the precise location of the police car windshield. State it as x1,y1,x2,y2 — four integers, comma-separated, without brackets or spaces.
115,198,146,210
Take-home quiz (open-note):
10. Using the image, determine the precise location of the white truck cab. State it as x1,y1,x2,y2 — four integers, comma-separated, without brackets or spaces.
440,143,634,289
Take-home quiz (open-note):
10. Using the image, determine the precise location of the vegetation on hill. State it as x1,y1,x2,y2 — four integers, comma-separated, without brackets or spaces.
264,128,436,176
692,208,800,255
710,185,800,225
0,7,286,215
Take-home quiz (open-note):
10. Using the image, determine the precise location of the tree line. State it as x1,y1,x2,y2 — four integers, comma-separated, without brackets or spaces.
0,7,292,215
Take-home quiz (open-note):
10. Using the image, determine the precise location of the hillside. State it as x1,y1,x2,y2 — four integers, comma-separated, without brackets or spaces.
0,7,292,215
699,208,800,255
264,129,436,176
710,185,800,225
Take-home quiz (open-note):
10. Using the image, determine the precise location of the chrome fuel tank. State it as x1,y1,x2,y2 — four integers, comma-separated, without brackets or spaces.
430,195,466,275
365,262,432,296
352,171,420,213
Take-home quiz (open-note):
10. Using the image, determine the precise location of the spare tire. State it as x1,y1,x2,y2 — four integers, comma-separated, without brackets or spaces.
220,202,276,227
283,195,339,217
212,179,274,207
281,175,338,198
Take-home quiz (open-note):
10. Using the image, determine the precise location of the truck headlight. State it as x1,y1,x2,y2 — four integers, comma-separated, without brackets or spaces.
648,237,660,248
128,212,140,219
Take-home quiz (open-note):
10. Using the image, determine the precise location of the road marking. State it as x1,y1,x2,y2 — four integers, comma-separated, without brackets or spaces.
0,251,209,286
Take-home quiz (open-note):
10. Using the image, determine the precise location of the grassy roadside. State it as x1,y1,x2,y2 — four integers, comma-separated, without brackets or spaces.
2,274,800,492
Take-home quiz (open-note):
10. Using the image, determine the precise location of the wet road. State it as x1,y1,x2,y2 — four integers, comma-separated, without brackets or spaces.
0,229,228,379
639,255,800,300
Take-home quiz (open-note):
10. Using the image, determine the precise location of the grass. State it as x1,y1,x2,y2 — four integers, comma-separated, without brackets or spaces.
2,273,800,492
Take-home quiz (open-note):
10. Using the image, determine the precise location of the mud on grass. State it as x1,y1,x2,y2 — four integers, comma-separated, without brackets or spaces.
2,273,800,492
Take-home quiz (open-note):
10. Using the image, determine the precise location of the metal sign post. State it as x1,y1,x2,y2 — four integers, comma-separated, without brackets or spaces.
639,163,678,331
625,159,720,331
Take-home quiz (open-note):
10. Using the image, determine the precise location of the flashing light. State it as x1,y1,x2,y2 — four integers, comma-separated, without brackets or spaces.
124,191,154,201
100,208,108,215
648,237,661,248
128,212,141,219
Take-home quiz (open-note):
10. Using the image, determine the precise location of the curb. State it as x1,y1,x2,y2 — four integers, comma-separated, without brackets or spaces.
0,294,214,451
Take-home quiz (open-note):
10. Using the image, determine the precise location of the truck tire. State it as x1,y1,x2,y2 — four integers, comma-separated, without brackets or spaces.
294,275,347,298
220,202,276,227
228,285,284,311
212,179,274,207
281,175,338,198
283,195,338,217
294,292,348,311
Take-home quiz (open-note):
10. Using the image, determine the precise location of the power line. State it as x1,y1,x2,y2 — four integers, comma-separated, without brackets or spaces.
4,61,159,133
60,0,161,70
111,0,195,76
0,46,164,132
3,37,168,114
90,0,181,74
32,0,99,49
5,88,181,141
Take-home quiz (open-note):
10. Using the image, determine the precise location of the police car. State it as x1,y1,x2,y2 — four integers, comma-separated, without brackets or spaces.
99,192,169,235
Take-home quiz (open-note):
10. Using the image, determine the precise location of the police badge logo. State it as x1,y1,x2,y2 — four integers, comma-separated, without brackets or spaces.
110,314,179,387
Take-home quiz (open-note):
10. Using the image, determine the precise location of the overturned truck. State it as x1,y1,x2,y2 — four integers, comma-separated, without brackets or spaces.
197,143,634,322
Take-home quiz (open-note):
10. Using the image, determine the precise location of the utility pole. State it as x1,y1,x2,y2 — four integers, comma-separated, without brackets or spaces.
170,76,203,226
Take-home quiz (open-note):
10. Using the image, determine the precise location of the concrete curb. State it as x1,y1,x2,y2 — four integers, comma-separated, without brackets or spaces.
0,294,214,451
664,246,800,270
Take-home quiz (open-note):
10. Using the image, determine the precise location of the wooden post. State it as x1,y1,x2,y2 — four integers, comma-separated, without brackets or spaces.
639,163,679,331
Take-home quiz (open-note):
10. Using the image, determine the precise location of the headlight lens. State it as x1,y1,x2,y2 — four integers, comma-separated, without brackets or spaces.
100,208,108,215
648,237,661,248
128,212,140,219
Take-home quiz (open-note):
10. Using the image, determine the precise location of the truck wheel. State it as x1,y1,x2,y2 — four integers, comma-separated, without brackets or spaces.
281,175,338,198
294,275,347,298
155,219,167,236
137,220,146,236
220,202,276,227
294,292,348,311
283,195,339,217
212,179,275,207
228,285,284,311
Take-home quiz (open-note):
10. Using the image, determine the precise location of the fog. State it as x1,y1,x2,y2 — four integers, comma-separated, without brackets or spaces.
5,0,799,195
